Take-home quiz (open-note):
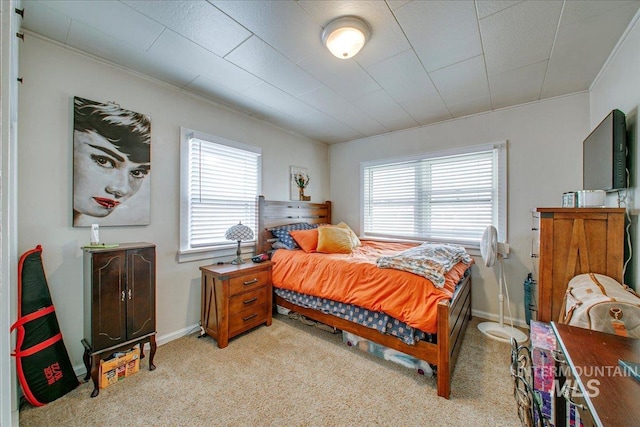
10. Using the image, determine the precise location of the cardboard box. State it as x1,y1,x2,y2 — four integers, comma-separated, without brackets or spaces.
123,348,140,376
99,347,140,389
99,357,120,389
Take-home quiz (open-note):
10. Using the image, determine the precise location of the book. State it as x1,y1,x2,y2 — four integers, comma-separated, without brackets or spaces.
619,359,640,383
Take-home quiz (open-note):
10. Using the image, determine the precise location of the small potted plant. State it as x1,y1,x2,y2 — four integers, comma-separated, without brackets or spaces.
294,172,310,201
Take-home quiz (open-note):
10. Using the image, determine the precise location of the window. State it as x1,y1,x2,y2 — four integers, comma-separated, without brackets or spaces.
179,128,261,262
361,142,506,247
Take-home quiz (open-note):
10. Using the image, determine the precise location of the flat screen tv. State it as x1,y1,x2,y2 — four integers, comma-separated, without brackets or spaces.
583,109,627,192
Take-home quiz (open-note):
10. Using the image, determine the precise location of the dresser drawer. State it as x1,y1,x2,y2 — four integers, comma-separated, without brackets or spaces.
229,270,270,295
229,287,268,314
229,303,269,335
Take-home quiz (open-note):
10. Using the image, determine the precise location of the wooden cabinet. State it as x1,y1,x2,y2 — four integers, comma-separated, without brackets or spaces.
552,322,640,426
200,261,273,348
533,208,625,322
81,242,157,397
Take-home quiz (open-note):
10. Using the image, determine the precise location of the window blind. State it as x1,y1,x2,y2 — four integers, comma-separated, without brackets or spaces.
188,137,260,249
362,144,505,246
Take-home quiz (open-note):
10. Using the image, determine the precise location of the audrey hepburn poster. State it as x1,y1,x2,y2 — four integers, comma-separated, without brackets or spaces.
73,96,151,227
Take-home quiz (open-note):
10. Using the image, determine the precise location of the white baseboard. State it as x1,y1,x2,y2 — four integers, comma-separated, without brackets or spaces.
471,309,530,330
73,323,200,377
156,324,201,346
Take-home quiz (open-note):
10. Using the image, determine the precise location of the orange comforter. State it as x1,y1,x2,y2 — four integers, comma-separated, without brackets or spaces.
271,240,472,334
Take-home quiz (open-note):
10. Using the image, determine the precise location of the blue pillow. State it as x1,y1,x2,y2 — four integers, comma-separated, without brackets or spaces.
307,223,328,229
270,223,312,250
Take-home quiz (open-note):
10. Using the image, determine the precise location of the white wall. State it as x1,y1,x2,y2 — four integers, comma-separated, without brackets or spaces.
329,93,590,323
590,13,640,289
2,0,21,423
17,35,329,369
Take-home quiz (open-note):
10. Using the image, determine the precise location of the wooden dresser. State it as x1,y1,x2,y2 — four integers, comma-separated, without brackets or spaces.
552,322,640,426
532,208,625,322
199,261,273,348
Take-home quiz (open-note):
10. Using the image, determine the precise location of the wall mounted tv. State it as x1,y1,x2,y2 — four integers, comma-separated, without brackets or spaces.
583,109,627,192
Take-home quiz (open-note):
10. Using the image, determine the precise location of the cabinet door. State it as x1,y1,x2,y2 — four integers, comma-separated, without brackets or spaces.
91,251,127,350
126,247,156,340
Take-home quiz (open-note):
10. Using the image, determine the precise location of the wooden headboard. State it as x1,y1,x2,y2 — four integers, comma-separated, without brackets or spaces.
256,195,331,254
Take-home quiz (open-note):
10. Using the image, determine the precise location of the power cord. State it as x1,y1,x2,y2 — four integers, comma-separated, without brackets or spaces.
500,257,519,333
619,168,632,281
623,205,633,280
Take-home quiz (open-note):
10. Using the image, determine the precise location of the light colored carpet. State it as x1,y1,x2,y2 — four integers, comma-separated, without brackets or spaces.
19,315,521,426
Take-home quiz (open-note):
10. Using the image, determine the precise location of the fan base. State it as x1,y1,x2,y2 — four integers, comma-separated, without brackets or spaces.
477,322,528,344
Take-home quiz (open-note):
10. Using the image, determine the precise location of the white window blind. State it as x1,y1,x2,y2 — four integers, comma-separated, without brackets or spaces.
179,128,261,258
362,143,506,246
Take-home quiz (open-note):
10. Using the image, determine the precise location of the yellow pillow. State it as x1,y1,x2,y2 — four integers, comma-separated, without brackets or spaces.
316,226,354,254
336,222,361,247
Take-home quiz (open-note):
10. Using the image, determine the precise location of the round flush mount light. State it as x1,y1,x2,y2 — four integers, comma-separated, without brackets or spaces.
321,16,370,59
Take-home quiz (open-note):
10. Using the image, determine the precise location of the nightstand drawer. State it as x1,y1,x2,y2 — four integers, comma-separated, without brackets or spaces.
229,303,269,335
229,270,270,295
229,287,268,314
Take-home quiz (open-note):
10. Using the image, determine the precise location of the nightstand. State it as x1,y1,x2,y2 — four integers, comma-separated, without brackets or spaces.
199,261,273,348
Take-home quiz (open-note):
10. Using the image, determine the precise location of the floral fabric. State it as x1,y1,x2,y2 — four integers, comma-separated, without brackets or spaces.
274,288,434,345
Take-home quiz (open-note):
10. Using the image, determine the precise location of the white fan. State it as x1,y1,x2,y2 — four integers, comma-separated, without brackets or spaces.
477,226,528,344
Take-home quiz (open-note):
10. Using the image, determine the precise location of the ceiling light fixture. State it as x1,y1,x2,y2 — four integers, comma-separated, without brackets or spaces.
321,16,370,59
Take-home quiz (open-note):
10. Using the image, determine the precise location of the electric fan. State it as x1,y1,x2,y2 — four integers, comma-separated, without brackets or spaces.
477,225,528,343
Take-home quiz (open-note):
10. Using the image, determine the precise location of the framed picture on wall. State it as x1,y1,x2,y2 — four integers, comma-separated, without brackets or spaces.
72,96,151,227
290,166,309,201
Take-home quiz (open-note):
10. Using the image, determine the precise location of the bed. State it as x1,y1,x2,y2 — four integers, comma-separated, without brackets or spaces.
256,196,473,399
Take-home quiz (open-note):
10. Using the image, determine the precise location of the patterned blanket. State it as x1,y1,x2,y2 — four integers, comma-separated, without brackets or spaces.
376,242,473,288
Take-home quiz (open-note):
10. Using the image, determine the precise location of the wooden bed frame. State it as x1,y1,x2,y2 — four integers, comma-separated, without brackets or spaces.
256,196,472,399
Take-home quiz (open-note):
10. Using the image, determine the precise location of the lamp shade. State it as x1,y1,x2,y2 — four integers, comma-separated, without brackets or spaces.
225,222,254,242
322,16,370,59
225,222,254,265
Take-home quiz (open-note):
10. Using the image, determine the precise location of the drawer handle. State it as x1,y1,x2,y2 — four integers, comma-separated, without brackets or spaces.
551,350,566,364
243,297,258,305
560,383,586,411
243,278,258,286
243,313,258,321
121,291,125,302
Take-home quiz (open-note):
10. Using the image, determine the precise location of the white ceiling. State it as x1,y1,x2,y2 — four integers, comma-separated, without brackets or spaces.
20,0,640,144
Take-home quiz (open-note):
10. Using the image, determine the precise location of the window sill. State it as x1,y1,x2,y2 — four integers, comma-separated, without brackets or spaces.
177,244,255,264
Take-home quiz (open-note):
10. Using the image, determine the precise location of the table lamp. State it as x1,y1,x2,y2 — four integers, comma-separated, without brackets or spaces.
225,222,254,264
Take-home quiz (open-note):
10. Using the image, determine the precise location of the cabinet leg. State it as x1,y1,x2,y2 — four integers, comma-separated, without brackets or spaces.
148,335,157,371
90,354,100,398
81,343,91,382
